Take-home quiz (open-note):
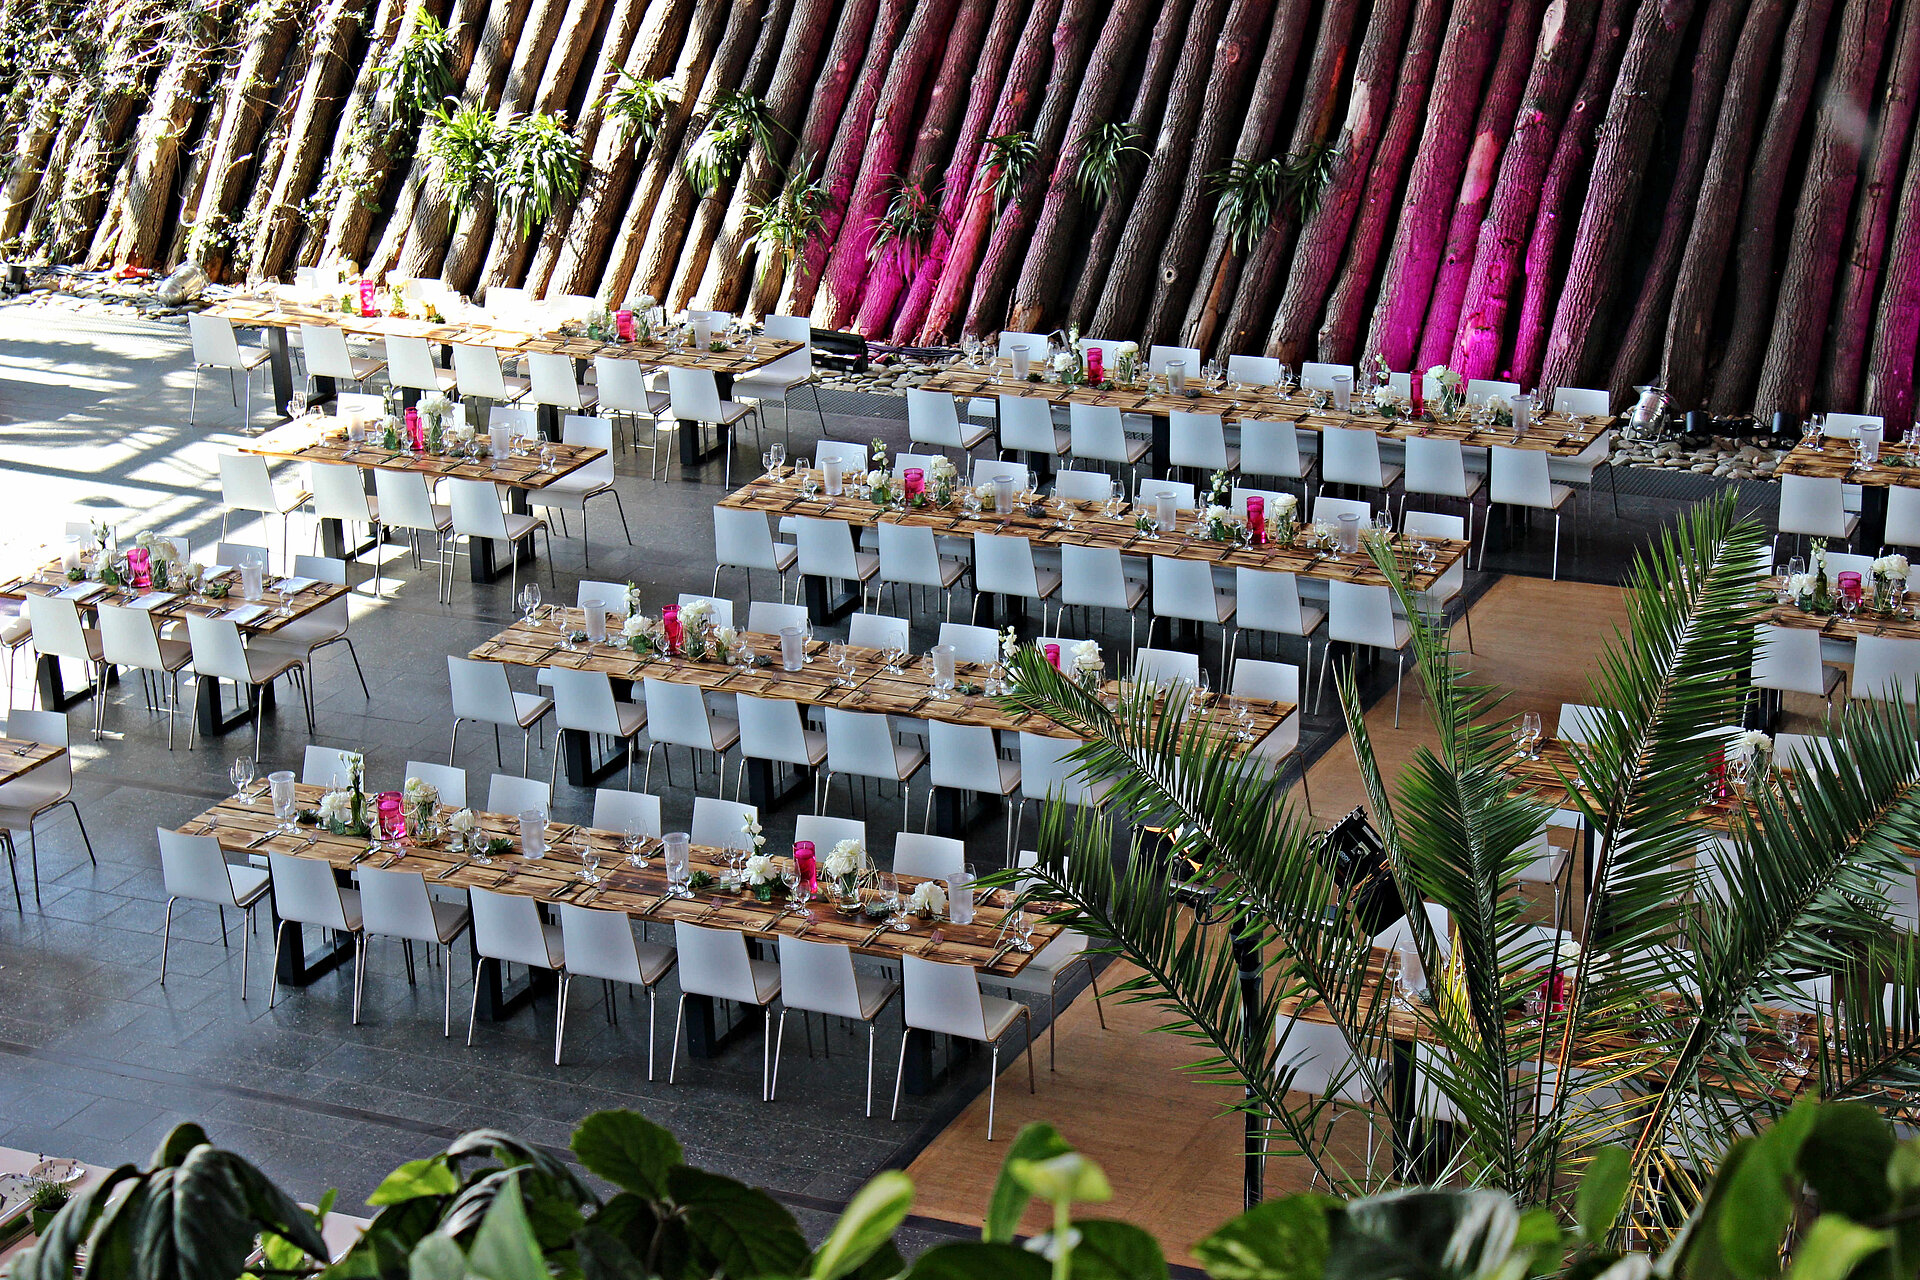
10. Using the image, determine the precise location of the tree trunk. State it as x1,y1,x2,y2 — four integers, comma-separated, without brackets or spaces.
1133,0,1277,345
0,77,69,242
43,7,165,260
1707,0,1838,413
1823,0,1920,408
1265,0,1416,365
544,0,696,298
914,0,1065,342
1659,0,1788,405
1085,0,1237,340
248,0,367,278
1316,0,1450,363
1505,0,1635,389
1412,0,1546,371
1603,0,1746,400
844,0,995,332
1358,0,1505,371
886,0,1059,341
316,0,440,268
782,0,913,319
962,0,1104,337
1753,0,1894,420
1864,124,1920,424
1539,0,1698,393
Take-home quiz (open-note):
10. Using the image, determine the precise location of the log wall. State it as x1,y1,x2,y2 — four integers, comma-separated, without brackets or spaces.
5,0,1919,421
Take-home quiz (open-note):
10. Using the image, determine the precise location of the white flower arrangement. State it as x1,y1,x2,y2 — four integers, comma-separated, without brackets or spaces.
1273,493,1298,519
1050,352,1075,373
634,293,659,312
1557,939,1581,965
741,814,764,853
317,791,354,824
1738,730,1773,758
907,880,947,917
1000,626,1020,662
865,469,887,488
681,598,712,627
402,777,440,810
418,391,454,425
824,838,864,879
1426,365,1461,390
1115,340,1139,357
1070,638,1102,672
1874,553,1911,581
340,751,365,783
870,437,888,467
743,853,775,886
447,808,477,836
974,482,998,502
622,612,651,638
712,624,737,651
928,455,958,483
1786,572,1816,602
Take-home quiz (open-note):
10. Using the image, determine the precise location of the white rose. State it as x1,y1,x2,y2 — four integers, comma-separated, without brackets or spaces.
866,469,886,487
744,854,774,885
1739,730,1773,756
824,838,864,878
448,808,477,835
681,599,711,625
1557,939,1582,964
1050,352,1074,372
1001,627,1020,660
907,881,947,915
1116,341,1138,357
1070,639,1101,671
1876,554,1911,579
1787,572,1815,599
382,413,403,434
1206,504,1230,522
317,791,352,823
714,625,737,649
635,293,658,311
403,777,439,808
1274,493,1298,517
975,483,997,501
622,613,649,637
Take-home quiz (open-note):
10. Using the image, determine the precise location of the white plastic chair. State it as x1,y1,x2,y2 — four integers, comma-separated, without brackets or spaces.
907,388,992,455
642,677,739,793
823,708,927,825
248,552,369,701
307,462,380,566
891,955,1033,1138
1300,362,1351,393
0,709,95,905
998,396,1069,460
95,602,191,746
665,367,754,487
184,615,309,761
486,772,551,814
594,355,674,474
557,903,677,1071
301,324,385,392
733,315,820,444
219,454,310,572
157,827,269,993
26,597,103,721
358,867,472,1035
1017,731,1111,847
1138,477,1198,508
549,668,646,791
735,696,827,804
669,921,782,1099
995,849,1108,1069
267,850,364,1011
1851,636,1920,705
847,612,909,651
747,600,809,634
1234,569,1325,673
447,478,553,605
1399,510,1476,653
877,523,966,620
971,533,1060,627
1465,378,1520,407
403,759,467,807
528,351,597,414
1229,658,1304,784
924,720,1020,857
466,887,564,1045
796,516,880,610
1401,436,1482,542
1227,354,1283,386
1068,403,1147,481
1320,426,1403,499
938,621,1000,665
450,342,528,407
1751,624,1843,708
371,469,453,599
1885,485,1920,553
1240,420,1315,496
1487,445,1576,579
713,507,796,603
1133,646,1200,689
770,936,897,1114
1149,556,1237,671
1170,411,1237,474
385,336,457,395
1052,469,1115,502
1317,581,1413,725
447,655,552,773
188,314,271,431
301,744,359,786
692,796,759,850
1059,545,1145,656
893,831,964,880
530,415,628,568
1312,494,1372,526
1776,474,1861,561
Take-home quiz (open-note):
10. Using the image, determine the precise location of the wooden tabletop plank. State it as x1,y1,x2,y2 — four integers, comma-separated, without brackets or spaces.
1774,437,1920,488
0,559,347,636
0,736,63,787
241,414,603,490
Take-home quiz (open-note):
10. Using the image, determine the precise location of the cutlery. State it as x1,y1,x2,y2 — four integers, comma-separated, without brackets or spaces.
492,866,519,887
757,912,781,933
984,939,1016,969
377,852,403,868
919,929,945,956
350,845,380,866
243,830,277,850
545,880,576,900
433,860,471,881
858,922,889,947
640,895,668,917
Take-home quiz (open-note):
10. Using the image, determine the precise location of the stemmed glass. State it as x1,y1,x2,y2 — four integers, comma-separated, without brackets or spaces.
1521,711,1543,759
881,641,906,675
1778,1011,1811,1077
829,641,855,687
229,756,257,802
1385,952,1414,1010
622,821,650,868
1806,413,1826,453
539,443,557,473
578,842,602,886
1008,907,1035,952
1025,469,1040,504
289,390,308,421
801,618,816,664
734,633,757,672
781,862,805,913
1229,697,1256,743
518,582,542,622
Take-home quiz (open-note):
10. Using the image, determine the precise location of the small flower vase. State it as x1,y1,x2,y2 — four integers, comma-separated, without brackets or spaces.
1086,348,1104,384
615,308,634,341
405,408,425,452
126,547,152,591
1247,497,1266,546
1076,664,1102,693
752,880,776,903
1044,643,1062,671
794,841,817,895
448,826,467,854
835,872,859,908
377,791,405,842
661,604,682,655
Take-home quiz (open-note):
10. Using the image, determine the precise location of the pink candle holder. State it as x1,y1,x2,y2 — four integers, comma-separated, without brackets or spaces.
1044,643,1061,671
404,407,424,451
661,603,683,655
1411,371,1425,419
903,467,925,500
125,547,153,591
615,308,634,341
794,840,817,895
358,278,376,317
1247,496,1266,546
1087,348,1104,384
1839,571,1864,605
377,791,405,842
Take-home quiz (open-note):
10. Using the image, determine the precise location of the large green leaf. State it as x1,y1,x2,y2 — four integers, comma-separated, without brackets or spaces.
571,1109,685,1201
1193,1195,1338,1280
369,1157,462,1206
1784,1217,1894,1280
984,1124,1073,1243
571,1224,649,1280
1715,1101,1818,1279
1066,1218,1167,1280
8,1164,140,1280
1328,1189,1523,1280
811,1171,914,1280
668,1166,810,1277
406,1233,468,1280
465,1175,547,1280
1800,1104,1895,1223
1574,1148,1631,1246
901,1241,1051,1280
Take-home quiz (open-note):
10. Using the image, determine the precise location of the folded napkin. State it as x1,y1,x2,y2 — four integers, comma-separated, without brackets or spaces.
131,592,175,610
56,583,103,601
222,603,269,625
275,576,317,594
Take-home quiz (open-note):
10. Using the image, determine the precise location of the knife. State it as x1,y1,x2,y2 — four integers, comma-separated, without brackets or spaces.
641,895,669,917
984,939,1017,969
545,879,578,900
858,922,889,947
433,859,471,881
243,830,277,850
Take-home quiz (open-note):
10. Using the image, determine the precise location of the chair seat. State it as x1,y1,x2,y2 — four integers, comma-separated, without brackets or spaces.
43,628,104,663
248,487,312,516
427,899,473,943
692,400,755,426
1166,591,1236,625
510,691,554,728
734,372,812,400
632,940,677,986
1176,446,1241,472
606,699,648,738
0,775,72,825
842,551,881,582
980,991,1028,1040
206,348,272,372
286,886,362,932
752,728,826,767
1506,483,1577,513
607,390,672,417
882,741,928,780
1075,436,1149,465
538,475,614,503
410,370,458,394
954,419,995,450
853,972,899,1020
229,864,271,906
997,929,1088,992
500,513,544,540
241,647,304,684
1410,472,1485,501
2,616,29,647
705,714,741,752
344,356,387,382
150,638,194,671
744,956,782,1005
249,617,346,653
1027,567,1063,599
1298,604,1327,635
770,542,798,572
973,755,1022,796
495,375,532,400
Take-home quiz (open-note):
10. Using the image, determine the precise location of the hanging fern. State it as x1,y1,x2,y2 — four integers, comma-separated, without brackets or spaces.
1282,140,1340,220
605,70,672,154
1209,143,1341,255
868,168,943,277
683,89,778,198
494,111,586,236
745,156,830,284
376,10,456,131
983,130,1038,210
1073,120,1144,208
425,102,506,222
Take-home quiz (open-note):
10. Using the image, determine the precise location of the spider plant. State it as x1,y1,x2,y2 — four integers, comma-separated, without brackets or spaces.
375,9,456,131
684,88,778,198
424,102,506,222
868,168,943,278
745,157,830,285
494,110,585,236
1074,120,1144,209
604,69,672,154
1002,491,1920,1235
984,130,1038,211
1210,143,1341,254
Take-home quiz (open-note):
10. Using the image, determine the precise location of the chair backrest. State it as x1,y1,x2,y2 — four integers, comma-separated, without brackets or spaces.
447,655,521,727
998,331,1048,357
1300,361,1351,392
1308,496,1372,531
1775,731,1837,772
1169,411,1230,470
927,719,1000,791
270,852,352,930
213,541,270,571
877,522,943,587
894,832,964,880
357,867,440,942
971,533,1041,597
1229,485,1291,519
403,760,467,808
1148,343,1202,375
1401,510,1465,542
491,405,538,437
824,708,902,776
1137,477,1197,508
1822,550,1875,580
972,457,1026,486
3,707,63,748
735,694,813,765
593,356,654,413
1019,731,1096,805
385,336,443,391
96,603,164,670
794,813,865,854
906,388,963,446
675,593,734,629
1826,412,1884,437
665,366,727,420
486,773,550,815
890,450,943,479
643,678,716,748
471,887,560,968
746,600,808,634
218,453,278,513
592,788,661,837
451,344,509,399
303,744,359,786
188,313,246,368
1234,568,1308,635
1052,469,1115,502
1751,625,1828,696
1320,426,1388,488
447,479,510,539
301,462,367,526
795,516,861,580
848,611,908,651
902,955,988,1038
813,438,870,470
559,903,647,983
1239,420,1306,479
1852,636,1920,704
185,616,252,683
372,469,441,532
938,621,999,665
691,796,758,850
1060,544,1129,609
713,507,781,572
552,667,630,736
1887,485,1920,550
1466,378,1520,406
777,937,864,1018
299,324,355,380
1226,354,1283,386
1133,646,1200,688
1327,581,1398,647
1151,556,1220,623
530,353,586,408
1403,436,1470,498
1557,702,1605,744
997,397,1057,453
157,827,240,903
484,285,532,317
1488,445,1553,506
674,922,762,1003
1230,658,1299,703
1553,386,1611,417
1067,402,1127,458
1778,475,1852,539
568,579,629,619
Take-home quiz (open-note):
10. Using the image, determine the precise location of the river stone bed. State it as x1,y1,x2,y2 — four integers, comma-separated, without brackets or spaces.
1607,436,1790,480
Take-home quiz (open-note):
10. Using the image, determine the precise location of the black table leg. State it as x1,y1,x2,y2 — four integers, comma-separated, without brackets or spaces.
35,654,97,713
560,728,634,788
1150,413,1171,478
196,675,272,739
1860,483,1890,553
264,326,295,417
802,573,862,624
901,1027,938,1094
931,784,1000,839
271,917,356,987
471,949,558,1022
683,993,723,1057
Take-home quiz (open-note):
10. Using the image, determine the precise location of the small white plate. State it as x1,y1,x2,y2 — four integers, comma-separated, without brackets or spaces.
28,1158,83,1184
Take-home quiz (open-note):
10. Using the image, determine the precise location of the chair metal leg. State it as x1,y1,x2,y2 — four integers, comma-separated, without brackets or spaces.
268,919,290,1009
444,942,454,1036
763,1008,775,1102
769,1008,788,1100
988,1043,999,1140
468,958,486,1044
889,1030,910,1121
647,986,657,1080
555,972,571,1065
159,896,176,981
352,934,366,1023
669,993,687,1083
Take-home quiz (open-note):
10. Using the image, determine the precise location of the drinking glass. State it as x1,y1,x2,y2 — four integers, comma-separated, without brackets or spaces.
781,863,804,912
1010,907,1035,952
518,582,542,621
1230,697,1255,742
734,633,757,672
769,441,785,471
882,641,906,674
663,832,693,897
269,769,298,832
1778,1011,1810,1077
540,443,557,473
763,448,779,477
229,756,257,801
1521,990,1545,1028
579,848,602,886
289,390,308,419
828,641,852,686
1522,711,1543,759
801,619,816,664
623,822,650,868
1026,469,1040,502
1808,413,1827,452
1385,951,1411,1009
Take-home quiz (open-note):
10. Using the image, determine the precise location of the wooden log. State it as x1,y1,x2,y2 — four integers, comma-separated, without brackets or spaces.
0,77,70,242
1265,0,1417,366
1753,0,1894,420
1706,0,1838,414
248,0,369,278
1315,0,1450,363
1864,119,1920,425
1359,0,1505,371
1411,0,1545,372
1823,0,1920,409
1604,0,1747,400
1658,0,1787,406
41,3,171,260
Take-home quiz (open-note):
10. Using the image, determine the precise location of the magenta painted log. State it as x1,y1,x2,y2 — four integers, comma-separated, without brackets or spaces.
1865,128,1920,425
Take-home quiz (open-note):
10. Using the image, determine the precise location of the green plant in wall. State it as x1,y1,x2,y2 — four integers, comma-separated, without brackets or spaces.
374,9,455,131
684,89,777,198
604,68,672,154
745,156,830,284
869,167,943,277
424,102,504,221
1209,142,1340,254
1073,120,1144,209
494,110,585,236
984,130,1038,211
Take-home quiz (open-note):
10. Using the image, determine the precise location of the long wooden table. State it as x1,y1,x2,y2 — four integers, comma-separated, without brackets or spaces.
1774,436,1920,548
0,735,64,787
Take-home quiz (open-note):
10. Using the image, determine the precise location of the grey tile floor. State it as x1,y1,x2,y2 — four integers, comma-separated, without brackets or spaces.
0,301,1728,1235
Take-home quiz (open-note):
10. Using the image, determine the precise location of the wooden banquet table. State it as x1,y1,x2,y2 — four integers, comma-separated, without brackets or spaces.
0,559,348,733
242,413,606,578
721,467,1469,624
469,611,1298,817
0,735,64,788
1773,436,1920,549
176,784,1060,1089
920,359,1614,475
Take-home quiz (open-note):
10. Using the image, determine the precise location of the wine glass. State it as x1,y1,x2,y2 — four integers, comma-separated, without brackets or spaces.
1025,469,1040,502
518,582,542,621
734,633,757,672
578,843,602,886
539,442,557,473
763,448,779,477
1009,907,1035,952
1778,1011,1810,1077
229,756,257,802
1808,413,1827,453
781,862,805,912
801,619,816,664
1385,951,1412,1009
288,390,308,420
622,821,650,868
1522,711,1543,759
882,641,905,674
830,641,855,687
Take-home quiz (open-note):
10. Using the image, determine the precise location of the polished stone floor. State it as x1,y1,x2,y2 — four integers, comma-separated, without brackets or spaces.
0,301,1741,1238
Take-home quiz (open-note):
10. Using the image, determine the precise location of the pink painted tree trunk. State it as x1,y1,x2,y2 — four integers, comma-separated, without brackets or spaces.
1864,127,1920,425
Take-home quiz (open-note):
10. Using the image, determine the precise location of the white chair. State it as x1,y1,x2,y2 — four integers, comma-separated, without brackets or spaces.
447,478,553,605
403,759,467,807
1133,646,1200,690
267,850,364,1011
712,507,797,603
1,607,32,712
907,388,992,456
1751,624,1844,710
1465,378,1520,407
1229,658,1304,787
1300,362,1352,393
486,772,551,814
1312,494,1372,526
184,615,309,761
1227,354,1283,386
1777,474,1861,561
939,621,1000,665
1317,581,1412,725
642,677,739,793
1149,556,1237,672
26,597,103,717
301,744,358,786
156,827,269,992
1487,445,1576,580
1148,343,1202,376
692,796,759,850
1240,420,1315,496
1068,403,1148,481
0,709,93,904
528,351,597,415
796,516,880,610
676,592,735,629
1234,569,1325,672
1852,636,1920,705
549,668,646,790
1169,411,1237,476
466,887,565,1045
595,356,674,475
534,416,629,568
1138,477,1198,508
448,655,552,773
891,956,1034,1138
450,342,528,407
1514,826,1573,931
735,693,829,804
1320,426,1402,501
1885,485,1920,553
187,313,271,431
733,314,821,443
876,523,966,621
1060,545,1145,655
822,708,926,825
1017,731,1111,844
357,867,472,1035
971,533,1060,627
556,903,677,1071
1775,731,1837,772
923,720,1020,856
586,789,657,841
1052,469,1115,502
490,405,538,440
307,462,381,566
250,553,369,701
848,612,909,651
998,396,1069,461
1552,387,1611,418
1399,510,1476,653
301,324,385,393
95,603,191,746
384,336,457,395
665,367,755,487
815,438,872,472
972,457,1027,486
1401,436,1482,542
669,921,782,1099
219,454,310,572
893,831,964,880
996,848,1108,1069
371,469,454,599
748,600,809,634
771,937,897,1114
